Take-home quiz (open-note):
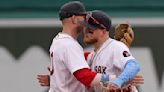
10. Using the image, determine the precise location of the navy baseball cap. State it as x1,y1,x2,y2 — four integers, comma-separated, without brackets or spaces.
81,10,112,31
59,1,87,20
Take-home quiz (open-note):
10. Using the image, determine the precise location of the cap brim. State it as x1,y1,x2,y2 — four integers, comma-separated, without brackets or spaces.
79,21,97,31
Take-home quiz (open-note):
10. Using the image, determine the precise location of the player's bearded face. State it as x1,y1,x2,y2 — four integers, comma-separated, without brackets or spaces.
83,28,98,44
76,16,85,32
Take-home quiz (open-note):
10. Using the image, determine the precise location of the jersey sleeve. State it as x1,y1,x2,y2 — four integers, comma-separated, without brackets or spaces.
113,42,135,70
63,42,90,74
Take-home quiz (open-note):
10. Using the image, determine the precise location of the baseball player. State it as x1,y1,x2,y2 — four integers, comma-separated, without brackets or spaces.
37,18,143,92
46,1,123,92
37,22,143,89
37,2,143,91
82,10,141,92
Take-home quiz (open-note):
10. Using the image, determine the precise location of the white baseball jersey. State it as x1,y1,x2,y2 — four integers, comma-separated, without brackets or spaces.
49,32,89,92
87,38,138,92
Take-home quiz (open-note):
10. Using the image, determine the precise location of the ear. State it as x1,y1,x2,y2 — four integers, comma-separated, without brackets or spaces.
102,29,107,34
71,15,76,24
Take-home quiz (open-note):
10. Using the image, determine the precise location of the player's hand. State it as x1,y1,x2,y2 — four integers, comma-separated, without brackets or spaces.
108,83,119,90
101,82,119,91
108,83,133,92
107,83,128,92
125,74,144,87
101,82,132,92
37,66,51,86
37,75,50,86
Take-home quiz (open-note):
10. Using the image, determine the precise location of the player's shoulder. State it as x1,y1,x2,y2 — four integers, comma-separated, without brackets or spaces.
53,33,78,46
111,39,128,48
54,37,77,48
50,38,79,56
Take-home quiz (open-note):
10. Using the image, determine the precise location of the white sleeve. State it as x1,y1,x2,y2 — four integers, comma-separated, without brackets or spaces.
63,43,90,74
113,43,135,70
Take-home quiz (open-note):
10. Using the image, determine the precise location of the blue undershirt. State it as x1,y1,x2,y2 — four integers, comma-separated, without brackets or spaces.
111,59,140,88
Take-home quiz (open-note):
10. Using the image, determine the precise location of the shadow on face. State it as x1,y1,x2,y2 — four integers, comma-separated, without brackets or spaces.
75,16,86,32
83,27,99,44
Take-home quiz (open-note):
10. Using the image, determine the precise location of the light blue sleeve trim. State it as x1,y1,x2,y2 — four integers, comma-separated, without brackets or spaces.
111,59,140,88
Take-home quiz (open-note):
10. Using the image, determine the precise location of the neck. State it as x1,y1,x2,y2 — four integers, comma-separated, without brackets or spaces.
62,24,78,39
94,35,109,52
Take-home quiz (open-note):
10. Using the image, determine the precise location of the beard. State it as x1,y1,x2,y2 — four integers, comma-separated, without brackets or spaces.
83,35,98,45
75,24,84,34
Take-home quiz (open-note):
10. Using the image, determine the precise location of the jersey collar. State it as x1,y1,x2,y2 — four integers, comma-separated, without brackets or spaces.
95,38,114,54
56,32,74,40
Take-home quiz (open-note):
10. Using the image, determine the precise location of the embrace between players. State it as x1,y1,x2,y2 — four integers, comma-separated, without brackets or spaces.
37,1,144,92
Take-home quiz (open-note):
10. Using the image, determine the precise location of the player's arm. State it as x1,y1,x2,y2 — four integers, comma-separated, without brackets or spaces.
109,42,141,89
73,68,115,87
114,24,144,87
37,67,50,87
37,75,50,86
110,59,140,88
36,52,91,87
64,44,114,88
125,74,144,87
